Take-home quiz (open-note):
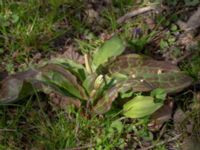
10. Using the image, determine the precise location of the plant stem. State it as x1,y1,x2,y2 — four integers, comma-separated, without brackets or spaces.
84,53,92,74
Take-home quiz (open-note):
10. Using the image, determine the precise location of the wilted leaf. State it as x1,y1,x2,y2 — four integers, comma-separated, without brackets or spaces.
49,92,81,109
123,95,163,118
92,36,125,70
148,99,173,131
62,45,84,64
173,108,187,132
93,86,119,114
0,70,39,104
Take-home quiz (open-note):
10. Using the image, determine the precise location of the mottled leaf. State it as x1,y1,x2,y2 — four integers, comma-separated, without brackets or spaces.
50,58,86,81
108,54,180,75
107,54,193,94
0,63,87,104
93,86,119,114
82,73,97,94
39,64,87,100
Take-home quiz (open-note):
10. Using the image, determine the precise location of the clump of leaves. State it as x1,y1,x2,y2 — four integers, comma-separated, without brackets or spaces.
0,36,125,115
0,36,193,118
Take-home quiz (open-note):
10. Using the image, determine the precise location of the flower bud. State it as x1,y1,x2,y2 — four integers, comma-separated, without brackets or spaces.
94,75,103,89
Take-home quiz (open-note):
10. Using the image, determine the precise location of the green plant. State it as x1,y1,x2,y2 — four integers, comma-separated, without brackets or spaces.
0,36,125,114
0,36,193,118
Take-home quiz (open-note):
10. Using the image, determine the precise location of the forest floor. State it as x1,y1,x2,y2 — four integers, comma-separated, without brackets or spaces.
0,0,200,150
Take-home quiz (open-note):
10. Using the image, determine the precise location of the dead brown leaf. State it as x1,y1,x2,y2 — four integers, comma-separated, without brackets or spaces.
62,45,84,64
49,92,81,109
148,99,173,132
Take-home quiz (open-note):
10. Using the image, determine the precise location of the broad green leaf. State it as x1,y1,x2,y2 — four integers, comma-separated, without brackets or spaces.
92,36,125,70
120,91,133,99
150,88,166,102
107,54,193,94
110,120,123,134
123,96,163,118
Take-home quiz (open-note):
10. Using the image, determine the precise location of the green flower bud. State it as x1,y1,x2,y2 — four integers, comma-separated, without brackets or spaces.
94,75,103,89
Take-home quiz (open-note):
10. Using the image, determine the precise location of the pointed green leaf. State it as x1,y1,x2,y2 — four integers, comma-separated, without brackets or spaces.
110,120,123,134
92,36,125,70
123,96,163,118
107,54,193,94
150,88,166,102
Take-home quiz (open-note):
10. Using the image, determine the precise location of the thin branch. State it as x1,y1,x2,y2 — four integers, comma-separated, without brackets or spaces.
0,128,17,132
117,5,157,24
138,134,181,150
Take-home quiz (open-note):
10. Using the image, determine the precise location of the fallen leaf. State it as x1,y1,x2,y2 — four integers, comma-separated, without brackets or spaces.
148,99,173,132
0,70,39,104
49,92,81,109
62,45,84,64
173,108,186,132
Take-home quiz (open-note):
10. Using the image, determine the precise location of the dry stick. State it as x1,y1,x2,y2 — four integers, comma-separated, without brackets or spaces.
177,6,200,32
138,134,181,150
117,5,157,24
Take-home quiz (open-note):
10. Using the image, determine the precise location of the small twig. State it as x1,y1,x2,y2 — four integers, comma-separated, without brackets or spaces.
172,52,193,65
0,128,16,132
117,5,157,24
65,144,95,150
138,134,182,150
